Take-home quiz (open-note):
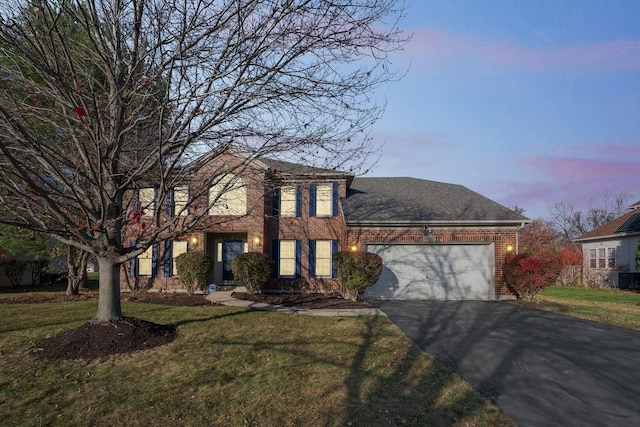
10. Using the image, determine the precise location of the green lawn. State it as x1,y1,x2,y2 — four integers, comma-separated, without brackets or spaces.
0,300,512,427
536,286,640,331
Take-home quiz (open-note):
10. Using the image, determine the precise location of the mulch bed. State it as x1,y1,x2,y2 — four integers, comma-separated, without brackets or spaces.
34,317,178,361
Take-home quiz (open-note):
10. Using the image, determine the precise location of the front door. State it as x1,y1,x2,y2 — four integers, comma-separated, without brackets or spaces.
222,240,243,281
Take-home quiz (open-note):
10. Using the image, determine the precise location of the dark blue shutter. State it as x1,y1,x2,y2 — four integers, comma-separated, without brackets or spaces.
309,183,317,217
165,189,174,217
272,240,279,277
331,182,339,217
295,240,302,278
151,243,159,278
295,184,302,217
129,240,137,277
164,241,173,277
331,240,339,278
308,240,316,278
272,188,281,216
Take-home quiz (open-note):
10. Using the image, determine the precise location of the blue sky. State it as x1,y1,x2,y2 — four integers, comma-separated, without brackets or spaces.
366,0,640,219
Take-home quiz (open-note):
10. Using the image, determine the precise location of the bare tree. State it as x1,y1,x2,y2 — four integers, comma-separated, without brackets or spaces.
551,190,635,242
0,0,406,322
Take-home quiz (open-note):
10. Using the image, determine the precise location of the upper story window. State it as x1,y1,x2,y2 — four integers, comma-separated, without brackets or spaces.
139,187,156,216
209,174,246,216
310,181,338,217
280,185,297,217
273,183,301,217
173,186,189,217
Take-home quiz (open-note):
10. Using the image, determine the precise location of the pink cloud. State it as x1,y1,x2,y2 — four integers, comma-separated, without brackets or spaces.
496,156,639,218
560,143,640,159
405,27,640,72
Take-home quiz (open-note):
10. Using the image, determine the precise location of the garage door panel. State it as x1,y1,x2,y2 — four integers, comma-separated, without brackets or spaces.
364,244,494,300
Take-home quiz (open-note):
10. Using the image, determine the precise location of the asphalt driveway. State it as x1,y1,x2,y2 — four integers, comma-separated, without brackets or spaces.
371,300,640,427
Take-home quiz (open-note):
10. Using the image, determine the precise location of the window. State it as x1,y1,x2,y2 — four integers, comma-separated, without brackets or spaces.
279,240,296,277
598,248,606,269
138,246,154,276
314,240,333,277
273,239,301,278
209,175,246,216
315,183,332,216
607,247,616,269
589,249,597,268
139,187,156,216
273,184,301,217
173,186,189,217
310,182,337,217
280,185,297,217
172,241,188,275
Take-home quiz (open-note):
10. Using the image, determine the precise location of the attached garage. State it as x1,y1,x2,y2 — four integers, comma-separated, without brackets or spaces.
364,243,495,300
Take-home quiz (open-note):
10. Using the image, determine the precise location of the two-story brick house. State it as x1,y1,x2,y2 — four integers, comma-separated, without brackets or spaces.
122,149,528,300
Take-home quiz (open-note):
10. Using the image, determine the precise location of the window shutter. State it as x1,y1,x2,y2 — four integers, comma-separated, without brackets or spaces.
309,183,317,217
129,240,137,277
151,243,159,278
331,240,339,278
295,240,302,278
331,181,339,217
165,189,174,217
308,240,316,278
163,241,173,277
272,239,279,277
295,183,302,217
272,188,280,216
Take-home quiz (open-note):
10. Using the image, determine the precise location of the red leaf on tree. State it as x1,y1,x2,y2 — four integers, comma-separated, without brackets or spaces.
75,107,87,119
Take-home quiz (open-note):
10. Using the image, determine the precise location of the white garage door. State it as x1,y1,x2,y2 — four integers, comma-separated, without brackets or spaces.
364,243,495,300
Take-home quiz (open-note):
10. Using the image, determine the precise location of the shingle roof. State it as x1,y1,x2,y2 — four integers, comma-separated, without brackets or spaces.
342,177,528,224
577,209,640,241
260,158,354,182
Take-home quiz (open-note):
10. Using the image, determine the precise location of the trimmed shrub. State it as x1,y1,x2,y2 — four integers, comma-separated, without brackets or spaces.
232,252,274,294
333,251,383,298
504,253,562,301
175,252,213,294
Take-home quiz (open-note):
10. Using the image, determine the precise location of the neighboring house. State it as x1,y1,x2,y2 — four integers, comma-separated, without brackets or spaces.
574,201,640,289
122,150,529,300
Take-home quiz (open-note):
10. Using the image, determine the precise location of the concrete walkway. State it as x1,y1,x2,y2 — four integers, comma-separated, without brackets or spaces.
206,289,385,317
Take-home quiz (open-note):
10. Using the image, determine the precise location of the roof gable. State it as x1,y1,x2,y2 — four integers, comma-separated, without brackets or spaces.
342,177,528,224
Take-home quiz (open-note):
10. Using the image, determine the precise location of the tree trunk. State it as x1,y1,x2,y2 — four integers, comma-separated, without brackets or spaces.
66,246,89,296
93,256,123,322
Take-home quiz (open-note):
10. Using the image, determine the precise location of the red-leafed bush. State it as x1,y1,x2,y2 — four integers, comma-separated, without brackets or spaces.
504,253,563,300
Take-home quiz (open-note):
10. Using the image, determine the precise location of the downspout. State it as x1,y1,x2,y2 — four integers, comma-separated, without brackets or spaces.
516,222,526,254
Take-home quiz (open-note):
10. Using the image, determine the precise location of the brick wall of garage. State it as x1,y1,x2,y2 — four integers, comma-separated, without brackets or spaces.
346,226,519,298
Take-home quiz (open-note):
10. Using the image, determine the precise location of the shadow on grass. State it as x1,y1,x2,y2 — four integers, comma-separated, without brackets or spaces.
341,315,500,426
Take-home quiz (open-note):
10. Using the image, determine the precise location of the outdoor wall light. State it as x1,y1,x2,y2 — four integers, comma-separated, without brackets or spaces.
190,235,199,246
350,244,358,252
506,244,514,253
254,236,261,245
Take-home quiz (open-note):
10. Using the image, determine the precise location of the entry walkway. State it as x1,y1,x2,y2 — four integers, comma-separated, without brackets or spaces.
206,288,385,317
